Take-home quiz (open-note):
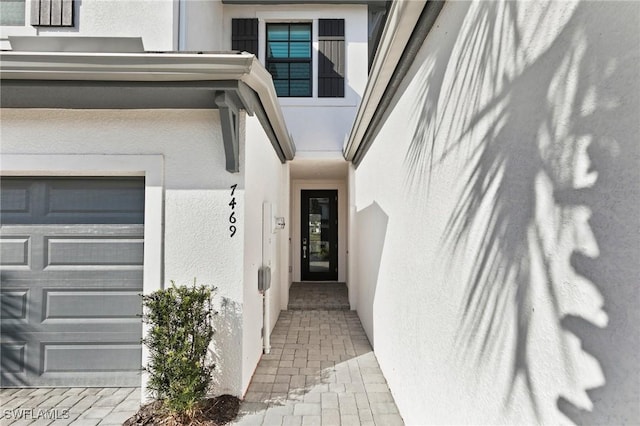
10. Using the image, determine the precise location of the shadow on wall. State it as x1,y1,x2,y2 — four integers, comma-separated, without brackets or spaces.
234,310,374,423
0,275,38,387
209,297,244,396
405,0,639,422
318,51,345,98
355,202,389,347
280,48,362,152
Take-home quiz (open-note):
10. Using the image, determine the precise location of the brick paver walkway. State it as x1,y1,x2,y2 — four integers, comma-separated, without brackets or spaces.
0,387,140,425
287,283,350,310
0,288,401,425
232,310,404,426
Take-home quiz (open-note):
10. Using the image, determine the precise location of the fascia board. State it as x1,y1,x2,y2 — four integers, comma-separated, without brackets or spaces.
0,51,295,161
241,59,296,160
343,0,427,160
222,0,373,3
0,51,254,81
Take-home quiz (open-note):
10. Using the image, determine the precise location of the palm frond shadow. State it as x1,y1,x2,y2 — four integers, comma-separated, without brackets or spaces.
404,1,639,421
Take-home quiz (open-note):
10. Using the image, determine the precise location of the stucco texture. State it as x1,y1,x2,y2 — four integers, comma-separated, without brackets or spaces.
241,114,288,392
38,0,176,51
351,1,639,424
0,109,248,395
220,4,369,154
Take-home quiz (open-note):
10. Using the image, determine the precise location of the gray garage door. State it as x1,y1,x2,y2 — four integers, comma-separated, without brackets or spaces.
0,177,144,387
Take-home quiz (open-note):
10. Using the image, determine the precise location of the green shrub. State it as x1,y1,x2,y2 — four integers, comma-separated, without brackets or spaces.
142,280,217,417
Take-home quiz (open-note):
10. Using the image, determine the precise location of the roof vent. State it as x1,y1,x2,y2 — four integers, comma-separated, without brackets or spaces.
8,36,144,53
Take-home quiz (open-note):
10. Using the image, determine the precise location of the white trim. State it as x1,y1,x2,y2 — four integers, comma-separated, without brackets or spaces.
257,10,322,21
260,18,316,99
0,51,295,160
0,154,164,400
280,163,291,310
253,6,362,107
294,150,344,159
312,17,319,99
0,0,36,39
1,26,37,38
276,98,358,108
343,0,427,159
291,180,347,283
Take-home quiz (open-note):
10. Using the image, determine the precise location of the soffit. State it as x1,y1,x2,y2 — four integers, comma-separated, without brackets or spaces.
222,0,373,4
343,0,444,166
0,80,250,110
0,48,296,171
290,158,349,180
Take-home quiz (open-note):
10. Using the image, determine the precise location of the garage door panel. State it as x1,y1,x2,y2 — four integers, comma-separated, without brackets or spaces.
43,342,142,373
0,181,32,215
28,372,141,388
1,178,144,225
0,237,30,267
0,343,26,374
0,225,143,235
1,226,144,273
2,328,142,385
0,289,29,321
4,322,142,335
2,273,142,283
1,177,144,387
1,342,141,387
1,282,143,325
45,237,143,268
44,290,142,320
46,179,144,218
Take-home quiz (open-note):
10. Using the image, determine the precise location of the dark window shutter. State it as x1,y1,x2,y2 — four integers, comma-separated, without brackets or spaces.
232,18,259,56
31,0,73,27
318,19,345,98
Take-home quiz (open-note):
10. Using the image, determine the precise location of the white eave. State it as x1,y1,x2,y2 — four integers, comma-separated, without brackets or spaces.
343,0,442,165
0,50,296,163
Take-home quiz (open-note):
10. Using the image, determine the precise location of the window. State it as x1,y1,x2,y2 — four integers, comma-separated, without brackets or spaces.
231,18,345,98
0,0,25,26
0,0,74,27
266,23,312,97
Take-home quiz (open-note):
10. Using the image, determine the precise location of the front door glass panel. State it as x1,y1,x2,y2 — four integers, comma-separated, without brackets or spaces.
309,197,330,273
301,190,337,281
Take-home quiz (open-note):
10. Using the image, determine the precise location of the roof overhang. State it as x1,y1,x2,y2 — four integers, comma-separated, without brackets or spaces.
0,49,296,173
222,0,373,4
343,0,443,166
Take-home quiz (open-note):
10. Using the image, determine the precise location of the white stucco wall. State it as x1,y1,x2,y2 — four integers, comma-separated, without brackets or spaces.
350,1,639,424
0,108,248,395
1,0,176,51
220,4,368,154
241,114,287,392
181,0,224,51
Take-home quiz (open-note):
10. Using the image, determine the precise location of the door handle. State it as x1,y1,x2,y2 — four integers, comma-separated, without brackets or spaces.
303,238,307,259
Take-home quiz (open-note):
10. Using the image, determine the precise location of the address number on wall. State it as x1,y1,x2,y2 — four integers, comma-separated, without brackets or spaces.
229,184,238,237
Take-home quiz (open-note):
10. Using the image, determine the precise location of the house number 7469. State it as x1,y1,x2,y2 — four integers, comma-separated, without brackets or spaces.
229,184,238,237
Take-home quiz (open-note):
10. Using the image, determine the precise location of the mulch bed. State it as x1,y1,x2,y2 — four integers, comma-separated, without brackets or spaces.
123,394,240,426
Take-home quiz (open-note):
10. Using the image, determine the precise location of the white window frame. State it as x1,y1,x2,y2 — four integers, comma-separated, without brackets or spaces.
0,0,36,37
264,20,314,99
256,10,357,108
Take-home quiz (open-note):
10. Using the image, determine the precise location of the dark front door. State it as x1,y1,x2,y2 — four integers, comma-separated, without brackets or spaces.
301,190,338,281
